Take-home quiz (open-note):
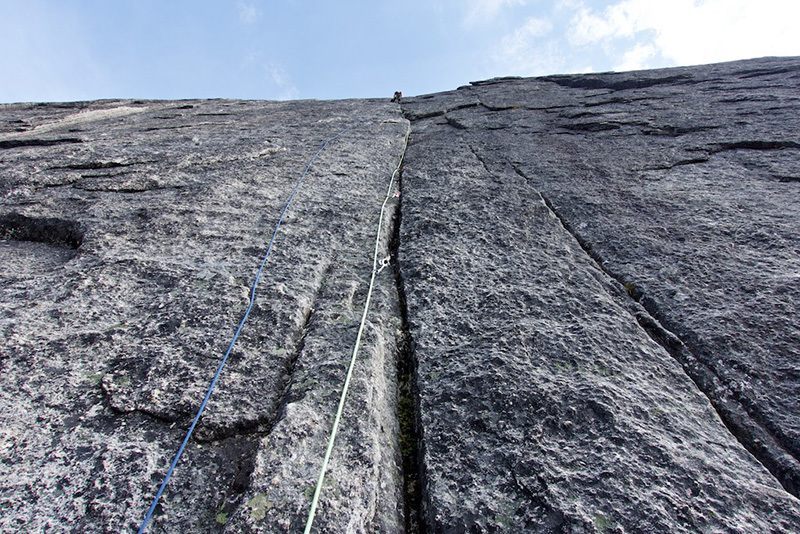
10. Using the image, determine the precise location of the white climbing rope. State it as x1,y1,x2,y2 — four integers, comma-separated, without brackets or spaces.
304,122,411,533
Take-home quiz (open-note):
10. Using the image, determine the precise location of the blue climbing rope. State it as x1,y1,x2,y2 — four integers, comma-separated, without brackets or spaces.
136,121,360,534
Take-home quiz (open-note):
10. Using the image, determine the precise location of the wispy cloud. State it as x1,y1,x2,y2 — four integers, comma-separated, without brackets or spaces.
237,2,260,25
568,0,800,71
266,61,299,101
497,16,553,62
240,51,298,100
491,17,575,77
464,0,529,27
615,43,657,71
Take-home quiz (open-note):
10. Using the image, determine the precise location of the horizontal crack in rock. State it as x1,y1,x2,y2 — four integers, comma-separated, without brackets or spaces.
542,73,693,91
0,213,84,248
51,161,142,171
640,157,710,171
708,140,800,152
403,102,480,122
0,138,83,149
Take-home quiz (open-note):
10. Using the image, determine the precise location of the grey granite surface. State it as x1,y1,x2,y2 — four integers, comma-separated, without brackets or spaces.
2,57,799,532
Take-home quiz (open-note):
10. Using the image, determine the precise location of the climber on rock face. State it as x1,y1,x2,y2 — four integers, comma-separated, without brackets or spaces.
391,91,402,103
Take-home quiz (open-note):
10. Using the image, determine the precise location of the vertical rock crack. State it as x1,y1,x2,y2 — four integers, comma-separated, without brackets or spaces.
388,133,426,533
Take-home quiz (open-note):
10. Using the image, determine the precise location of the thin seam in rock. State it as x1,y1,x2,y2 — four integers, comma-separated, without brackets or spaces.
271,257,336,431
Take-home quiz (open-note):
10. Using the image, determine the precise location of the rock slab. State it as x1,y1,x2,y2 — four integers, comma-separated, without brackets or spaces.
1,56,800,533
1,98,409,532
399,56,800,532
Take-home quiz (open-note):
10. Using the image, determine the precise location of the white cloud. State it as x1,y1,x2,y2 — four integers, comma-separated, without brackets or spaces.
615,43,657,71
266,61,299,101
464,0,529,27
237,2,260,25
491,17,569,76
568,3,639,45
240,52,298,100
554,0,582,9
498,17,554,59
568,0,800,71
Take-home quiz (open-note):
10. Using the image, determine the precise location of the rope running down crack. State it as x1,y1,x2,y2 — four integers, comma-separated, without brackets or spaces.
304,122,411,533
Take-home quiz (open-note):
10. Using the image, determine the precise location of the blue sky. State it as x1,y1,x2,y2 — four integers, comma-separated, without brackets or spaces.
2,0,799,103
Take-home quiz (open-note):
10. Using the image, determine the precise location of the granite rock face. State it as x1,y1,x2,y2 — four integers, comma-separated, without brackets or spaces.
1,99,409,532
1,57,799,533
399,56,800,532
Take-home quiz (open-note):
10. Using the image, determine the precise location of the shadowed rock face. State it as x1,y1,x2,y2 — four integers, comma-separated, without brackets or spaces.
2,57,800,533
399,56,800,532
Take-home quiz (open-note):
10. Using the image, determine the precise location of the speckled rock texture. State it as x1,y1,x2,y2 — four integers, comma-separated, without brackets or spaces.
1,99,409,532
399,56,800,532
1,56,799,533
